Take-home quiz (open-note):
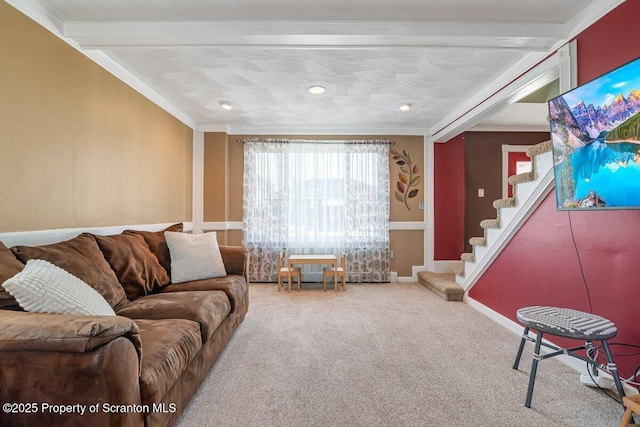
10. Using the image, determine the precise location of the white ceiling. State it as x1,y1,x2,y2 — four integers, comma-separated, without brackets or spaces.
8,0,624,136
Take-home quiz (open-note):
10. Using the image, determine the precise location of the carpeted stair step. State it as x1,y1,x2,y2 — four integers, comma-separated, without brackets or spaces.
480,218,500,229
509,171,535,186
417,271,464,301
508,140,552,188
493,198,516,209
460,252,475,262
527,139,551,157
469,236,486,247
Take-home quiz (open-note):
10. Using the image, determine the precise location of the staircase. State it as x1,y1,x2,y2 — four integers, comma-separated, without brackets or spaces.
419,140,554,300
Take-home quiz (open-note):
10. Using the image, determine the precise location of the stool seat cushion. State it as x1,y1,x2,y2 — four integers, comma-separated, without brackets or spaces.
516,306,617,340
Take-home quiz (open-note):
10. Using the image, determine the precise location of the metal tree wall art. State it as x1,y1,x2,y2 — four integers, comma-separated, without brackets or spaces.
392,148,420,210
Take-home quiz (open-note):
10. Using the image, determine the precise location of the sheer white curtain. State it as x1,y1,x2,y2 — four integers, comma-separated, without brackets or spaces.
344,142,390,282
288,142,346,253
242,139,390,283
242,140,288,282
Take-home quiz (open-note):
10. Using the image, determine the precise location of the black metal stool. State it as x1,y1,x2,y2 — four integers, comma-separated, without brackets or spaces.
513,306,625,408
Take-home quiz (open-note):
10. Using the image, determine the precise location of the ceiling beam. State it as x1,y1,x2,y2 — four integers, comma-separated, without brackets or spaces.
63,20,565,50
429,51,558,143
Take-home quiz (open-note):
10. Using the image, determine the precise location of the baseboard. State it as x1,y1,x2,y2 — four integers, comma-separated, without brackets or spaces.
0,222,194,247
464,295,588,372
464,295,638,396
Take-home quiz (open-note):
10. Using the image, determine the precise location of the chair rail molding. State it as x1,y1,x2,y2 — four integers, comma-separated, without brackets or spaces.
203,221,425,232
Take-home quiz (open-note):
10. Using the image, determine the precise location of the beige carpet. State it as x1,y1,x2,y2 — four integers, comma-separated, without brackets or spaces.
175,282,624,427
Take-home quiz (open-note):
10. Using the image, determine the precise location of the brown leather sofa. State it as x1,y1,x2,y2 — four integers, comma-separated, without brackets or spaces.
0,224,249,427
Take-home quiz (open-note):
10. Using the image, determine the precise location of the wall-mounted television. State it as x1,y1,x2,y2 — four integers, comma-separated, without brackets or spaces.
549,56,640,210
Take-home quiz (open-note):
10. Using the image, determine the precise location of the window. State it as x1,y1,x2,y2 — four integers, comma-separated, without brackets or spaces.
242,139,390,283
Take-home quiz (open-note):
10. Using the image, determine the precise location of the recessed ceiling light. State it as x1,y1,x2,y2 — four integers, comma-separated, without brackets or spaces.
219,101,234,110
400,103,412,111
308,85,326,94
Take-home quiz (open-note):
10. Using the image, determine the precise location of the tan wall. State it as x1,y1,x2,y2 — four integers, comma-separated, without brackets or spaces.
203,132,228,222
390,230,424,276
388,136,425,275
204,132,237,245
228,136,245,222
227,230,243,246
204,133,425,276
0,3,193,232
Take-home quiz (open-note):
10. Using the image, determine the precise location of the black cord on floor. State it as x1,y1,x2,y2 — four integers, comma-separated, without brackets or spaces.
567,214,640,421
567,211,593,313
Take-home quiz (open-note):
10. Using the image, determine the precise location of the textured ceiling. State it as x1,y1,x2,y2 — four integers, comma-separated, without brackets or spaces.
10,0,623,135
110,47,523,128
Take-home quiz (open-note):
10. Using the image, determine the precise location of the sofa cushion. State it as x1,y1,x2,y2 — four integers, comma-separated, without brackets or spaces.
93,233,170,300
219,245,248,277
0,242,24,310
11,234,129,311
2,259,116,316
164,231,227,283
116,291,230,343
134,318,201,406
0,310,140,355
123,223,182,277
160,274,247,313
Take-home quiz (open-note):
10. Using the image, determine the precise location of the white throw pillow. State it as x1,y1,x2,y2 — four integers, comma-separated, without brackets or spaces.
1,259,115,316
164,231,227,284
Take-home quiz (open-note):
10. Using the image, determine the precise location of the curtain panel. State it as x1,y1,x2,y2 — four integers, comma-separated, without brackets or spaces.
343,142,390,283
242,140,288,282
242,138,390,283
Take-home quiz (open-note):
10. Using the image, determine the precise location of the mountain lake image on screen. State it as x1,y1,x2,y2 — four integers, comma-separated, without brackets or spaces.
549,56,640,210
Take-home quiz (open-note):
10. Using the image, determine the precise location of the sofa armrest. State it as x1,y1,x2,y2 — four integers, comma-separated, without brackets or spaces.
219,245,248,278
0,311,145,426
0,310,141,356
0,330,144,426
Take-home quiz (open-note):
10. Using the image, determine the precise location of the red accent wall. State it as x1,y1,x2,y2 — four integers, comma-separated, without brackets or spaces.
434,134,465,260
468,1,640,375
576,2,640,84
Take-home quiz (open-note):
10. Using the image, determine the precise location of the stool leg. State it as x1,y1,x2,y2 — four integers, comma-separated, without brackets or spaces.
513,326,530,370
525,330,543,408
601,340,626,404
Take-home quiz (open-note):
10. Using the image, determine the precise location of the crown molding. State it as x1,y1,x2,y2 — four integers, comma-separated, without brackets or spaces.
223,126,430,136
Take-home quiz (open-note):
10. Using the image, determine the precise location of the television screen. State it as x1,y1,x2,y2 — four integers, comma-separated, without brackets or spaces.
549,56,640,210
